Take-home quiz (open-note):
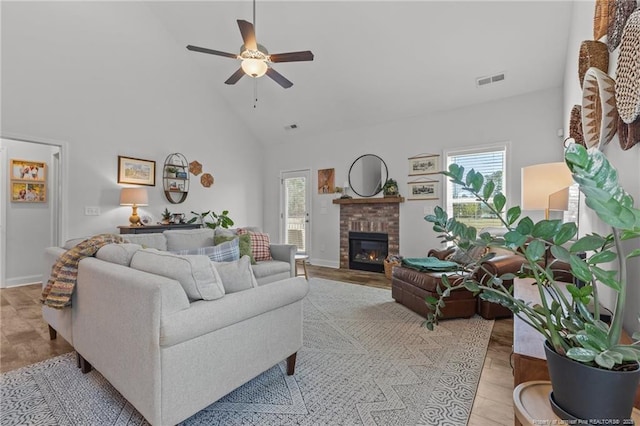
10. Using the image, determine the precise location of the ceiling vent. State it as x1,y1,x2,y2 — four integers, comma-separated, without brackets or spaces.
284,124,298,131
476,72,506,87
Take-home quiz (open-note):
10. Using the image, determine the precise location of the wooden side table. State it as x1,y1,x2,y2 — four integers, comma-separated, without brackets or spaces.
295,254,309,280
514,381,640,426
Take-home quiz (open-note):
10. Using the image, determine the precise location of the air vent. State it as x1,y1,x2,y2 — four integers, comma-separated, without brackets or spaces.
284,124,298,131
476,72,506,87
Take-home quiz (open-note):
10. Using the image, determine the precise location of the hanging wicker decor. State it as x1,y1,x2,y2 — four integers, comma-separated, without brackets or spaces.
615,9,640,124
618,116,640,150
607,0,637,52
200,173,214,188
578,40,609,88
594,0,611,40
569,105,586,147
189,160,203,176
581,67,619,150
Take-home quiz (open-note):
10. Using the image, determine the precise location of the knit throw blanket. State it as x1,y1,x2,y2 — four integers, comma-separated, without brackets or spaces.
41,234,125,309
401,257,461,272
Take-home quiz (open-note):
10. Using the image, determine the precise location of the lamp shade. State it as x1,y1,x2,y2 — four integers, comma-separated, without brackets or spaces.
521,162,573,212
119,187,148,206
548,187,570,211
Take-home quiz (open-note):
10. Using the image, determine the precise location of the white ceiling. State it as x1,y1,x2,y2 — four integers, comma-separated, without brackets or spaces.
147,1,574,146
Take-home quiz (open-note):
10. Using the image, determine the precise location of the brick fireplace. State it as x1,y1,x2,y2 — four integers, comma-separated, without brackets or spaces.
333,197,404,270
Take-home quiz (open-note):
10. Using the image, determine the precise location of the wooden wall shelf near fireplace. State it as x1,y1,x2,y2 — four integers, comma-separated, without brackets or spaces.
333,197,404,204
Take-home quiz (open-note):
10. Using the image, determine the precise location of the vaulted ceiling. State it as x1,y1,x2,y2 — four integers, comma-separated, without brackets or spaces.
147,1,574,146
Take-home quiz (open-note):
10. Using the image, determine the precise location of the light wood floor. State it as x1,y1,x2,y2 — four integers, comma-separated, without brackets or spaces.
0,264,514,425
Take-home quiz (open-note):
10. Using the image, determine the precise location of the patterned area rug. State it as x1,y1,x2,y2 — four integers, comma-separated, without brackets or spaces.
0,278,494,425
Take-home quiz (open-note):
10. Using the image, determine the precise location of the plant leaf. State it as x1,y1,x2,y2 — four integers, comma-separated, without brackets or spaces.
570,235,606,253
525,240,546,262
566,347,597,363
553,222,578,246
506,206,521,226
493,193,506,213
569,254,593,284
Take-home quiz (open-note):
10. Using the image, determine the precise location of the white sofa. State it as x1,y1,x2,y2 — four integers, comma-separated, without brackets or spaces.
41,228,308,425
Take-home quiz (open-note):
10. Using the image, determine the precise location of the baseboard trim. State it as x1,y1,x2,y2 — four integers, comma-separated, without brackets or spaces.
2,274,42,288
309,258,339,269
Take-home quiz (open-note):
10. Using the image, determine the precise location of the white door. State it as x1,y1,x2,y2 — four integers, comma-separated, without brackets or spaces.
280,170,310,255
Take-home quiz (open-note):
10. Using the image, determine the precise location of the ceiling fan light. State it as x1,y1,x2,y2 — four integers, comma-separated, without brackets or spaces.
241,58,268,78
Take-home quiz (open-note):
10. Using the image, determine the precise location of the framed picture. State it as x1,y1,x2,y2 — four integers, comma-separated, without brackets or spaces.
318,168,335,194
10,159,46,181
11,181,46,202
408,154,440,176
407,180,439,200
117,156,156,186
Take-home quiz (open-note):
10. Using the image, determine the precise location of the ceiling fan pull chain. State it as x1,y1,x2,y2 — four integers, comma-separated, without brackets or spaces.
254,79,258,108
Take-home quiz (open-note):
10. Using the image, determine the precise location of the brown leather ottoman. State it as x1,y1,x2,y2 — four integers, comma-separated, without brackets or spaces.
391,265,477,319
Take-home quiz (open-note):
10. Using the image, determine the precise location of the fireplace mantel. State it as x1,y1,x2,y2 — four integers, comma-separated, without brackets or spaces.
332,197,404,205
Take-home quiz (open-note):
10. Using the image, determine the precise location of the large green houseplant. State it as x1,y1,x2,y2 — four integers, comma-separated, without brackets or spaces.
424,143,640,421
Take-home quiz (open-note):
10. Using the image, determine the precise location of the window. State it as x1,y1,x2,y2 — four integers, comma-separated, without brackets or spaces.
445,145,508,230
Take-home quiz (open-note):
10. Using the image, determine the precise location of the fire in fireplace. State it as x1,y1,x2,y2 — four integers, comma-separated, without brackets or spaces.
348,231,389,273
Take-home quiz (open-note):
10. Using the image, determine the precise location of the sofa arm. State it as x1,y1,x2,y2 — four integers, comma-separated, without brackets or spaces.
270,244,296,278
476,254,528,286
428,247,455,260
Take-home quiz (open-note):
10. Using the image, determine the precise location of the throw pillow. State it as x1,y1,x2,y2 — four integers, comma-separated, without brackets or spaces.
212,255,259,294
170,238,240,262
237,229,272,261
130,249,225,301
214,234,255,264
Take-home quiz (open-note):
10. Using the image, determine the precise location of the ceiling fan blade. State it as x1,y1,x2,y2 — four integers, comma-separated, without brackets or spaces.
224,68,245,85
266,67,293,89
269,51,314,63
237,20,257,51
186,45,238,59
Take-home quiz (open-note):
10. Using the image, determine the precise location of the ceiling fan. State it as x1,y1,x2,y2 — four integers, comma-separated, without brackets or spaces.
186,4,313,89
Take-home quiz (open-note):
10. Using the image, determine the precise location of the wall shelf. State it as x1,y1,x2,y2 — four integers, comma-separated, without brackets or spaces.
163,153,190,204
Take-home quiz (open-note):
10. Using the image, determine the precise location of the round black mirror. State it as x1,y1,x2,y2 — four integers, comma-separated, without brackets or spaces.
348,154,388,197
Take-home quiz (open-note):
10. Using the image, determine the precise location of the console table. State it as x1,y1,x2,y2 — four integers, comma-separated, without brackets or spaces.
513,278,639,426
118,223,202,234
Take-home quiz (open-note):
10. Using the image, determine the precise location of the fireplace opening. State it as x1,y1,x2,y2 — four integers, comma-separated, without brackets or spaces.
349,231,388,273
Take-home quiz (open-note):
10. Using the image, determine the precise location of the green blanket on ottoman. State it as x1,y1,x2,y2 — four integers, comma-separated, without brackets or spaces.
401,257,460,272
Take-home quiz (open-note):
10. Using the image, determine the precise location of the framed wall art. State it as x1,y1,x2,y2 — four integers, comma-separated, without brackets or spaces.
117,156,156,186
11,181,46,202
318,168,335,194
10,159,46,181
407,179,439,200
408,154,440,176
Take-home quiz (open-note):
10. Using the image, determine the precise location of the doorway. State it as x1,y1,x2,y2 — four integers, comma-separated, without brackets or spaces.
0,136,66,287
280,169,310,255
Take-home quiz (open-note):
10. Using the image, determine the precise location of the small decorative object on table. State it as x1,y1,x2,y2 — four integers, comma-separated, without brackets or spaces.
161,208,172,224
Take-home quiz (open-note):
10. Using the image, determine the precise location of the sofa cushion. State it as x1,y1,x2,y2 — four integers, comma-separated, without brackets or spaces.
446,245,488,266
170,238,240,262
212,255,258,294
214,234,255,264
163,228,214,251
250,260,290,279
237,229,272,261
122,233,168,251
130,249,225,301
96,243,142,266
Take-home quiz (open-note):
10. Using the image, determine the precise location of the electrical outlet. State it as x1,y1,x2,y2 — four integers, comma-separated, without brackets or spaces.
84,206,101,216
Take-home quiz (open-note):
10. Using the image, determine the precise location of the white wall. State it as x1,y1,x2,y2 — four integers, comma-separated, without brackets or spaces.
562,1,640,334
263,88,565,267
1,2,264,285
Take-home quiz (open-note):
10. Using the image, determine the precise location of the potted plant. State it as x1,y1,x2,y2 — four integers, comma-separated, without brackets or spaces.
187,210,234,229
383,178,399,197
161,208,172,224
166,166,177,178
424,143,640,422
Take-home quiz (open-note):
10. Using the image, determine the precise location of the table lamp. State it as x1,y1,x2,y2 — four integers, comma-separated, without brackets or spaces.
521,162,573,220
120,187,148,226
